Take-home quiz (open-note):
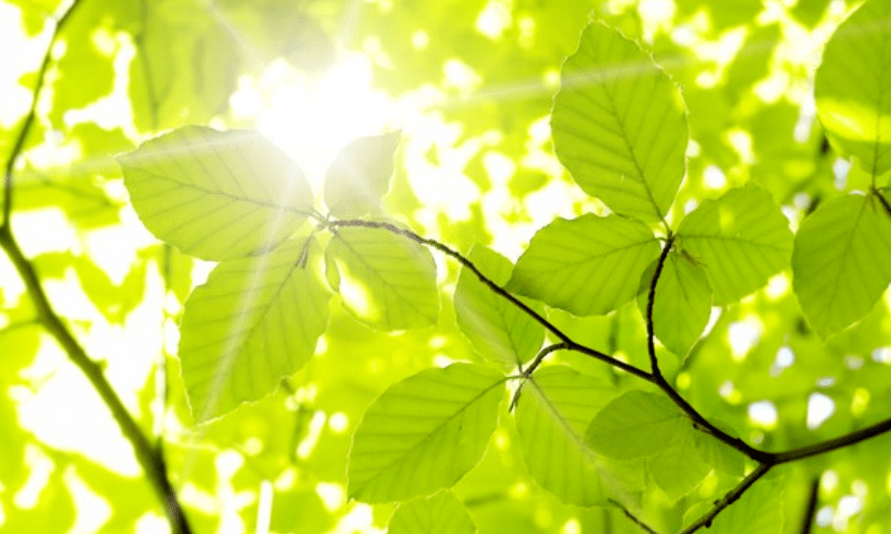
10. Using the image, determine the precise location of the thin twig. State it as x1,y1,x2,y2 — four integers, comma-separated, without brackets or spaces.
328,219,654,381
608,499,661,534
2,0,84,228
872,187,891,219
772,415,891,464
645,233,675,379
799,477,820,534
678,464,772,534
0,2,192,531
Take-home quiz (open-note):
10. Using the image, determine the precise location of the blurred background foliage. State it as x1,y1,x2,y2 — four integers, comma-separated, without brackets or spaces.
1,0,890,532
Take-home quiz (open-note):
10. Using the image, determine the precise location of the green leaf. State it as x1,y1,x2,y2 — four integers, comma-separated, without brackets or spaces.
551,22,688,223
507,214,659,316
454,245,545,371
178,238,330,422
814,0,891,177
326,225,438,330
514,366,642,506
792,193,891,337
677,184,792,305
638,251,712,358
348,363,505,502
119,126,314,261
707,477,784,534
324,132,400,217
388,491,476,534
586,390,711,500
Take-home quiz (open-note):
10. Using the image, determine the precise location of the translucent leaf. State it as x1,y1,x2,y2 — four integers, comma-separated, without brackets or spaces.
388,491,476,534
514,366,642,506
454,245,545,371
586,391,684,460
119,126,313,261
551,22,688,223
326,226,438,330
677,185,792,305
348,363,505,502
815,0,891,177
586,390,711,500
507,214,659,316
178,238,330,422
707,477,784,534
638,251,712,358
324,132,400,217
792,194,891,337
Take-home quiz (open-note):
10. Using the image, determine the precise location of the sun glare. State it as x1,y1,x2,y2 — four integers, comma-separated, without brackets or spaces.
229,53,396,193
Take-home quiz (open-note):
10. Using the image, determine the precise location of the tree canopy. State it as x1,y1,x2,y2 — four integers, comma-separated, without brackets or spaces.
2,0,891,533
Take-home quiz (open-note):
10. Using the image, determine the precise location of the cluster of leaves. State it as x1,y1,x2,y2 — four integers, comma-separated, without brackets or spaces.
5,0,891,533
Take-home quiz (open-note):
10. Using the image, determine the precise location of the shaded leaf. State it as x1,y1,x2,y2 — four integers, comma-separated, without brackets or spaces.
508,214,659,316
324,131,400,217
388,490,476,534
792,193,891,337
677,184,792,305
707,476,784,534
178,238,330,422
119,126,313,261
515,366,642,506
552,22,688,223
326,225,438,330
348,363,505,502
815,0,891,177
454,245,545,371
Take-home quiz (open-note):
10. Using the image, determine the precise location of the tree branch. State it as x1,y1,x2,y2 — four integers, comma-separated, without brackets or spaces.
772,414,891,464
678,463,772,534
328,219,654,382
2,0,84,228
608,499,661,534
0,227,193,533
872,186,891,219
645,233,674,379
0,2,192,531
799,477,820,534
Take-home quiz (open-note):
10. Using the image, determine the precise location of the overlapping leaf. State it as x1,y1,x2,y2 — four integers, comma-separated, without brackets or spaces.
508,214,659,316
514,366,642,506
677,185,792,305
178,238,330,422
815,0,891,177
639,251,712,358
792,193,891,337
706,477,784,534
325,132,400,217
326,226,438,330
586,391,713,499
119,126,314,261
348,363,505,502
551,22,688,223
388,491,476,534
454,245,545,371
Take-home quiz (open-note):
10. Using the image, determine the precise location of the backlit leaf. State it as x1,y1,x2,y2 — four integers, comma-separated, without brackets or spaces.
639,250,712,358
552,22,688,223
792,193,891,337
815,0,891,177
326,225,438,330
454,245,545,371
707,477,784,534
508,214,659,316
677,184,792,305
325,131,400,217
119,126,314,261
178,238,330,422
514,366,642,506
388,491,476,534
348,363,505,502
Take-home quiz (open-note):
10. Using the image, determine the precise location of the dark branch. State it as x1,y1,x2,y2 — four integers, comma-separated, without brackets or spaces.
646,233,674,379
678,463,772,534
328,219,654,382
772,414,891,464
873,187,891,219
799,477,820,534
608,499,661,534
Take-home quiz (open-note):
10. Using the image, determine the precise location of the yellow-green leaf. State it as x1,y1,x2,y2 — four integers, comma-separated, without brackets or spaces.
388,491,476,534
